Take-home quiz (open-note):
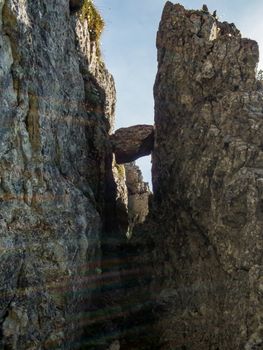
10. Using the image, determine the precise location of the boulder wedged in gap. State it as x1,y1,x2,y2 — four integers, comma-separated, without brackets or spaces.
111,125,154,164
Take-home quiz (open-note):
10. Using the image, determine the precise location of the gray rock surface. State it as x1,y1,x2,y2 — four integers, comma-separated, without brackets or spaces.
111,160,150,238
112,159,129,235
111,125,154,164
147,2,263,349
3,0,263,349
0,0,116,348
69,0,84,13
125,163,150,237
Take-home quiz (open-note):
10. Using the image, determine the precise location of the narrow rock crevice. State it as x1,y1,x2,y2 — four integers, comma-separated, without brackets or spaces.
2,1,263,350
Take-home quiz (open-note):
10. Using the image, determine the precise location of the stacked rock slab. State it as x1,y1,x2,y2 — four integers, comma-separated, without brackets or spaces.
0,0,117,348
150,2,263,349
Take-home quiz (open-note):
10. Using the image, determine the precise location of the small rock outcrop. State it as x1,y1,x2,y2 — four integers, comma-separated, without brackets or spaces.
111,160,151,238
111,125,154,164
112,159,129,234
125,163,150,236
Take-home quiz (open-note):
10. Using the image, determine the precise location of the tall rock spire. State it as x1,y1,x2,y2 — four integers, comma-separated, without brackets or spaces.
150,3,262,349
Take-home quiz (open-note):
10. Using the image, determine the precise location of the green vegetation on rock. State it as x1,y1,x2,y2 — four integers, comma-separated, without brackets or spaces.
115,163,125,178
79,0,104,43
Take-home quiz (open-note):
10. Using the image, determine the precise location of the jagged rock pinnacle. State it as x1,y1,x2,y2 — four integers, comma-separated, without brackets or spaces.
202,4,209,12
150,3,262,349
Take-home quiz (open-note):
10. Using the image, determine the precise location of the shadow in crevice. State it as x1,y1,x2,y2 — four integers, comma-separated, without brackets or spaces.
73,14,159,349
0,0,158,347
71,12,132,350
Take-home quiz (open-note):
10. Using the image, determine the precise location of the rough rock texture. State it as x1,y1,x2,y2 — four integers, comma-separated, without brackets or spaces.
0,0,118,348
4,0,263,349
112,159,129,234
125,163,150,237
111,125,154,164
110,160,150,238
147,2,263,349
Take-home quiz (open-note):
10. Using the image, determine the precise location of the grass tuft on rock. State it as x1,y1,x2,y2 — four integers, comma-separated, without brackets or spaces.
79,0,104,43
115,163,125,178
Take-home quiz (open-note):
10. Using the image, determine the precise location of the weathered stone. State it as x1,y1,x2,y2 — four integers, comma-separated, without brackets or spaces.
0,0,117,348
125,163,150,237
202,4,209,12
112,157,129,235
107,340,120,350
111,125,154,164
110,160,150,239
4,0,263,349
147,2,263,349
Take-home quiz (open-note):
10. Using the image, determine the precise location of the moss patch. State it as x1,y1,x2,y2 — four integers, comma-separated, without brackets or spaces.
116,163,125,178
79,0,104,43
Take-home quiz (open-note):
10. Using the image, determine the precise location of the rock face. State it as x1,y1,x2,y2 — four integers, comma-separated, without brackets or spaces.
0,0,117,348
125,163,150,236
112,159,129,234
148,2,263,349
3,0,263,349
111,125,154,164
110,161,151,238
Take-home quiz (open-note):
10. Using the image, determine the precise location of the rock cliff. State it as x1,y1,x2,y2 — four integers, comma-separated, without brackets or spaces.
147,2,263,349
0,0,119,348
2,0,263,349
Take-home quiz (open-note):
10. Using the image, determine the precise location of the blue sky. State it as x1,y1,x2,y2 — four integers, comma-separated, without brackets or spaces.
96,0,263,186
